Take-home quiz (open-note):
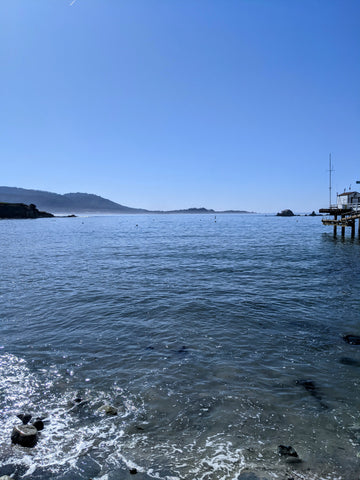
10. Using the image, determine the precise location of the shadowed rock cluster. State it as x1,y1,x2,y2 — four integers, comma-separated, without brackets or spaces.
0,203,53,219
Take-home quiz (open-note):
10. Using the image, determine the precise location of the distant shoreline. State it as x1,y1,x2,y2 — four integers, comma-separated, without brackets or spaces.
0,186,254,215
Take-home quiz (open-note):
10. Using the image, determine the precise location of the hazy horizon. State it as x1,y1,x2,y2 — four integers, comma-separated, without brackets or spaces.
1,0,359,213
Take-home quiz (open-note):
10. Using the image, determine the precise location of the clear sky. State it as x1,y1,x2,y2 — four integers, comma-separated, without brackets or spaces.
1,0,359,213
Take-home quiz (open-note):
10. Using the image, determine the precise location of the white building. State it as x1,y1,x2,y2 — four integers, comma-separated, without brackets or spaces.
337,191,360,210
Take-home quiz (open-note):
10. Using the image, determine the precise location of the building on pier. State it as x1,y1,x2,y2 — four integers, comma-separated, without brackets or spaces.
336,191,360,210
319,190,360,237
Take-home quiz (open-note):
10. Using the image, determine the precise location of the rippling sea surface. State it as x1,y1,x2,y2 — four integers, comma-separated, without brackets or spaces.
1,214,360,480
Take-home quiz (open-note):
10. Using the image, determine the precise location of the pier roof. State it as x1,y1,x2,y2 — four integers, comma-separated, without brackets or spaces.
337,191,358,197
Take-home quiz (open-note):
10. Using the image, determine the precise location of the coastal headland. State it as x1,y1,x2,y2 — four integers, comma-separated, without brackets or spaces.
0,186,252,215
0,202,53,219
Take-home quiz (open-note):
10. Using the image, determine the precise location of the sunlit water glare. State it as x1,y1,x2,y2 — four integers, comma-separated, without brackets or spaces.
1,214,360,480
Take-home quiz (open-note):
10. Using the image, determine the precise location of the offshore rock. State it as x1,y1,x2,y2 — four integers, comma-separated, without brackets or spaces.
97,404,118,416
276,209,295,217
278,445,298,457
0,202,53,219
31,417,44,431
343,335,360,345
11,424,38,448
129,468,138,474
340,356,360,367
16,413,32,425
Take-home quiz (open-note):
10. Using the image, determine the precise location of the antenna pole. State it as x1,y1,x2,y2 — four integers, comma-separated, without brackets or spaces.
329,153,332,208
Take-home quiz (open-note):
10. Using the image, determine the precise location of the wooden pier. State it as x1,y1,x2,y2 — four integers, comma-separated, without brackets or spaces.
319,207,360,238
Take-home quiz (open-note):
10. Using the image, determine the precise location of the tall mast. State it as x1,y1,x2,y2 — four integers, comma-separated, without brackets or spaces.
329,153,333,207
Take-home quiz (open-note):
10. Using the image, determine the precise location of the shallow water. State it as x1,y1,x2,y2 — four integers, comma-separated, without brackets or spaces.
1,214,360,480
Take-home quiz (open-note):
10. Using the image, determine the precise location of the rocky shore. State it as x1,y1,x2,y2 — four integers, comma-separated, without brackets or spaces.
0,202,54,219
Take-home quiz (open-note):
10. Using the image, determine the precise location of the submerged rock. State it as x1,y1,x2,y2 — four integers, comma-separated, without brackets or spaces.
295,379,328,409
11,424,38,448
340,356,360,367
97,404,118,416
278,445,298,457
343,335,360,345
177,345,188,354
129,468,138,474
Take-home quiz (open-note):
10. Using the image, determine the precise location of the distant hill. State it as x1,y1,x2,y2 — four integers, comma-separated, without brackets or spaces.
0,187,253,214
0,187,148,214
155,207,216,214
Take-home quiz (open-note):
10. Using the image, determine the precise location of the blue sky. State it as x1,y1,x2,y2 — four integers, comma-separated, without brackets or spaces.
1,0,359,212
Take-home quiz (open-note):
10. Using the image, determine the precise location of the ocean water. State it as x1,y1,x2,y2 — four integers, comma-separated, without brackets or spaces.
1,214,360,480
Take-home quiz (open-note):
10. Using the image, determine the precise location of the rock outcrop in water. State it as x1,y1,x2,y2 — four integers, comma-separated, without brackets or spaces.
97,404,118,416
0,202,53,219
11,424,38,448
278,445,298,457
276,209,295,217
343,334,360,345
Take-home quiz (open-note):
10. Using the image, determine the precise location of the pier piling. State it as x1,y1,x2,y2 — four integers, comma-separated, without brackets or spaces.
319,207,360,239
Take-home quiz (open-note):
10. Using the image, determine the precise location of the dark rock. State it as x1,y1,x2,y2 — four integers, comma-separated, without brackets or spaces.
278,445,298,457
285,456,303,464
237,472,269,480
16,413,32,425
343,335,360,345
31,417,44,431
11,424,38,447
177,345,188,354
129,468,138,474
340,357,360,367
0,463,27,478
309,211,317,216
74,397,83,403
295,379,328,408
0,202,53,219
276,209,295,217
97,404,118,416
